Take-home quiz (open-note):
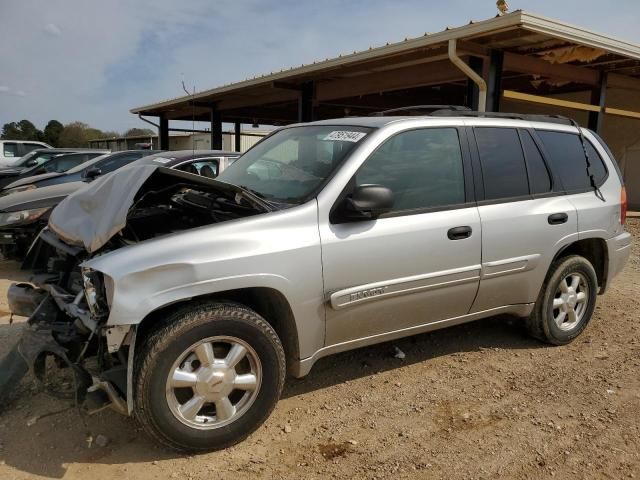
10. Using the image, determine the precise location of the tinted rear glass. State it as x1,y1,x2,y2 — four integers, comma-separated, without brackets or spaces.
475,128,529,200
521,130,552,194
537,131,607,191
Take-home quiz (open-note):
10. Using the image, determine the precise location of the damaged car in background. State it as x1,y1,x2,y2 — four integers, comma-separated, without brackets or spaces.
0,116,631,452
0,150,236,259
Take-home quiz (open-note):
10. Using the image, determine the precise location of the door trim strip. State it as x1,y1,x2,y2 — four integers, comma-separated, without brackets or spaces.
329,264,481,310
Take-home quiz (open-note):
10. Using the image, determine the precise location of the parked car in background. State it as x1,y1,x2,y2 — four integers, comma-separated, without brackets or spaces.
132,149,239,176
0,150,109,188
2,150,161,193
0,140,51,166
0,112,629,452
0,150,233,257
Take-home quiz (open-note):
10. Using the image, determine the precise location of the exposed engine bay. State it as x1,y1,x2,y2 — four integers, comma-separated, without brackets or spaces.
0,166,273,413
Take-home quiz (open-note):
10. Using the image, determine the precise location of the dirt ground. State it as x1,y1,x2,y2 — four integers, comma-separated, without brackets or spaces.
0,221,638,480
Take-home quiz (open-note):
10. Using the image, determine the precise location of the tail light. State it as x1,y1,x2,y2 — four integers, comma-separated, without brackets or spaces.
621,186,628,225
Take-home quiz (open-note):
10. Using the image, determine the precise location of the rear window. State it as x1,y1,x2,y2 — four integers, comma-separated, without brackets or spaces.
537,131,608,191
475,128,529,200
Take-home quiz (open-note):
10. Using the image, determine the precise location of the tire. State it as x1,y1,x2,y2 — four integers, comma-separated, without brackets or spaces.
526,255,598,345
134,302,286,452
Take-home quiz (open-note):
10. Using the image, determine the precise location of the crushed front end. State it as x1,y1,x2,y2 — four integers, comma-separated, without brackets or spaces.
0,229,128,415
0,165,272,413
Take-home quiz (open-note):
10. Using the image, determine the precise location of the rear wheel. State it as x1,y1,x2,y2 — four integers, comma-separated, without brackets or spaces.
526,255,598,345
134,302,286,452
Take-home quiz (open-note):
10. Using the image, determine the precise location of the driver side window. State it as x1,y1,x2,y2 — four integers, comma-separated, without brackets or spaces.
355,128,466,213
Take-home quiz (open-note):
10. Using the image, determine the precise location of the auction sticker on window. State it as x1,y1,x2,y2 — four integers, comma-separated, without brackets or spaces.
323,131,367,142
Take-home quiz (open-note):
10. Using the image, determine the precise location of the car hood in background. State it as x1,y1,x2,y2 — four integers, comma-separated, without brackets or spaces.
0,181,85,213
4,172,65,190
0,167,25,176
48,164,272,254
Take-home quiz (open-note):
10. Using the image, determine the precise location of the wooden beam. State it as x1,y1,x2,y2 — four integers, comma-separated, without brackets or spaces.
503,52,600,86
605,107,640,119
503,90,601,112
316,60,465,101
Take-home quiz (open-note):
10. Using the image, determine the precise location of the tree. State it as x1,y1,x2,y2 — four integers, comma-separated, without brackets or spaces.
58,122,94,147
1,120,43,141
124,128,155,137
43,120,64,147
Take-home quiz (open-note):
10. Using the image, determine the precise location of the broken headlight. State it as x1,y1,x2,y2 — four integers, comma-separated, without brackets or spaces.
0,207,49,227
82,268,111,317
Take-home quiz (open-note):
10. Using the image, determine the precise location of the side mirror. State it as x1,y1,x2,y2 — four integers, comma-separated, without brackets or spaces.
25,160,37,167
84,167,102,179
343,184,394,220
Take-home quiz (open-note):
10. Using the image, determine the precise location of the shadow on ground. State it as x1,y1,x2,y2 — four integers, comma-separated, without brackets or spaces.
0,314,546,478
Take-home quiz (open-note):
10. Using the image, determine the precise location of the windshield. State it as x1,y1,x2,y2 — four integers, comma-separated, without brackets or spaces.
10,150,55,167
218,125,372,203
65,153,112,174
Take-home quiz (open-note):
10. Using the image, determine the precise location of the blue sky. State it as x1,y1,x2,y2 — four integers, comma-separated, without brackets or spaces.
1,0,639,133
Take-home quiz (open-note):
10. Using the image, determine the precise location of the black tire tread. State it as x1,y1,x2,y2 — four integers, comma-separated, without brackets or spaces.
526,255,597,345
133,301,286,452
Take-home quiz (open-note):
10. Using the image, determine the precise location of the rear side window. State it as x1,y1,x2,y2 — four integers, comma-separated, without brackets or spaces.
474,128,529,200
3,142,18,157
537,131,607,191
520,131,552,194
23,143,43,154
356,128,465,212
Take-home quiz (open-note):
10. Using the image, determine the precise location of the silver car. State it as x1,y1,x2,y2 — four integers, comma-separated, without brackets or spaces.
1,112,631,452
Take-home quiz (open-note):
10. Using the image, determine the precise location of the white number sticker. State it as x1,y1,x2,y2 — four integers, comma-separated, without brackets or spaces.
323,131,367,143
153,157,173,164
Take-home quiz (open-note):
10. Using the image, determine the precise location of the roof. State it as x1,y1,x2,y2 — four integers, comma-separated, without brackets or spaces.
131,10,640,124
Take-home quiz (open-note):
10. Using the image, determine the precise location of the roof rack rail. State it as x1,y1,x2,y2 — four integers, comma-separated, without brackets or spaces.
429,110,576,126
371,105,471,116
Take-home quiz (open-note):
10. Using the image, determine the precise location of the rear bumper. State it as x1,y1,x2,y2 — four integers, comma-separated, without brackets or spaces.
603,231,632,292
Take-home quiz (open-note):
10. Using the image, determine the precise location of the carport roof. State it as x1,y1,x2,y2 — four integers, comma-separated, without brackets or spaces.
130,10,640,122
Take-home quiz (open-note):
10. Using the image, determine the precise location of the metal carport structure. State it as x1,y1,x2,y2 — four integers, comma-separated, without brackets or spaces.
131,10,640,206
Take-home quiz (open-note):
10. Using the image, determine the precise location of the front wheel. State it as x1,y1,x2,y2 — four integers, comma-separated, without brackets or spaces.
526,255,598,345
134,302,286,452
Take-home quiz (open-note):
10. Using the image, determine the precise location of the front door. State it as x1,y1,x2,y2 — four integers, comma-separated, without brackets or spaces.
319,127,482,346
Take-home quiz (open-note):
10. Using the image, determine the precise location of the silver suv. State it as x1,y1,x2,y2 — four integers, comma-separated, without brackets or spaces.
1,112,631,452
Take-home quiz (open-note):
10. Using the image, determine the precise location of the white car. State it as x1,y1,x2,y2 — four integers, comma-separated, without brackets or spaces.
0,140,51,166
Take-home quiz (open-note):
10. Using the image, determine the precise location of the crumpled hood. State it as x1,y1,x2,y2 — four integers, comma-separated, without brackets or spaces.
48,164,272,254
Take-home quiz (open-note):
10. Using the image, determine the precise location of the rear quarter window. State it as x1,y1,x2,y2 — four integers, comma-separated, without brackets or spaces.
536,130,608,191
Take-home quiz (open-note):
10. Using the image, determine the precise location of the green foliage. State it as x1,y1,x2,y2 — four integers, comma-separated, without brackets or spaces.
43,120,64,147
1,119,153,149
1,120,44,142
57,122,94,147
124,127,155,137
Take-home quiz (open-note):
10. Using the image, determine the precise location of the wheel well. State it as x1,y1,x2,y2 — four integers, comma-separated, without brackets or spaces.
554,238,608,291
135,287,300,376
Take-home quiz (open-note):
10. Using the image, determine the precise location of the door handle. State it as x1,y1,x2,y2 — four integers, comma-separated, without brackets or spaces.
548,213,569,225
447,226,472,240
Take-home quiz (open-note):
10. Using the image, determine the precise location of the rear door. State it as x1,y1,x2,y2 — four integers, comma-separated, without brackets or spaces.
321,126,482,346
470,126,578,312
